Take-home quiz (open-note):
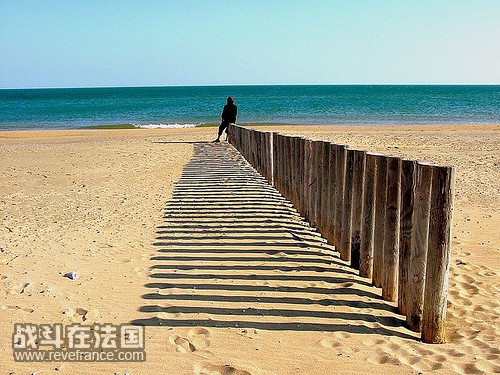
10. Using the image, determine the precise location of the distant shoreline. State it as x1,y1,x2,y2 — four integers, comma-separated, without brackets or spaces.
1,123,498,136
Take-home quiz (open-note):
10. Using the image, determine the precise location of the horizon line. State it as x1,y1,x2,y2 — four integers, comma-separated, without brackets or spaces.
1,83,500,90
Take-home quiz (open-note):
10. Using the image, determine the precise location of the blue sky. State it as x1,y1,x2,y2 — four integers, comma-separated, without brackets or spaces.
1,0,499,88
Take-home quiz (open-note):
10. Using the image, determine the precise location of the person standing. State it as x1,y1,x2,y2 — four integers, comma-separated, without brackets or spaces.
214,96,237,142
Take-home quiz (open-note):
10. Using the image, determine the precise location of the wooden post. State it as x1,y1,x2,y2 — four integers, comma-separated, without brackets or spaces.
297,138,305,215
308,141,319,227
279,134,285,195
260,132,264,175
296,137,304,212
281,134,287,196
351,150,366,270
360,153,377,278
382,156,402,302
398,159,417,315
406,162,433,332
254,130,259,172
252,130,257,171
340,149,355,262
287,136,294,204
293,137,301,209
269,132,274,185
422,166,455,344
320,141,331,237
264,132,270,182
283,135,290,199
264,132,270,180
273,134,280,192
289,137,298,207
372,154,387,287
254,130,258,168
303,139,313,222
244,128,249,161
249,129,254,165
295,137,303,215
312,141,324,228
289,136,295,203
334,145,347,254
326,143,337,245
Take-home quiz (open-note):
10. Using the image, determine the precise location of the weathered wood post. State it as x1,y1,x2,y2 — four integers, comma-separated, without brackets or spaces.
340,149,355,262
372,154,387,288
287,136,294,205
279,134,285,195
245,128,250,162
290,136,298,207
293,137,301,209
334,145,347,254
252,130,257,171
326,143,337,245
308,141,319,227
265,132,270,180
297,137,305,215
303,139,313,222
351,150,366,270
422,165,455,344
295,137,304,216
281,134,286,194
227,124,233,144
258,131,264,176
289,136,296,203
283,135,290,199
253,130,258,168
320,141,331,237
295,137,303,214
406,162,433,332
269,131,274,185
249,129,253,163
399,159,417,315
360,153,377,278
312,141,324,228
263,131,271,182
273,133,280,192
382,156,402,302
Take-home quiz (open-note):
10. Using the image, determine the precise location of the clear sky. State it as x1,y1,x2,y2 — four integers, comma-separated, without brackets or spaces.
1,0,499,88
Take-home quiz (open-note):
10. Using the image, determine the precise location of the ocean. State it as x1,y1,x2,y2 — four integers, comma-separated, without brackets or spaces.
0,85,498,131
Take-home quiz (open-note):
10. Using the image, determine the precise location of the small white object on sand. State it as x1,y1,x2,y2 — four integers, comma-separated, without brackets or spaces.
64,271,78,280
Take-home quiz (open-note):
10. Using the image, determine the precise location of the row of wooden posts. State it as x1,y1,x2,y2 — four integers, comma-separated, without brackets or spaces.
228,124,455,344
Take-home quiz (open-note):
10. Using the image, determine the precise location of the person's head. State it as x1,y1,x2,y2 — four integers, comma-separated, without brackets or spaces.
227,96,234,104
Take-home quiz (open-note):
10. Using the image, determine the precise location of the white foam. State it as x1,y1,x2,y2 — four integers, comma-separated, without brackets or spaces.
133,123,200,129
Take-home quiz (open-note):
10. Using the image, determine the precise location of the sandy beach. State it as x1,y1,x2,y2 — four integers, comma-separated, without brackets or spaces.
1,124,499,375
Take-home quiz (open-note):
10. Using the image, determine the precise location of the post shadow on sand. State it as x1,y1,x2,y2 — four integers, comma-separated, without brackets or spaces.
132,143,418,341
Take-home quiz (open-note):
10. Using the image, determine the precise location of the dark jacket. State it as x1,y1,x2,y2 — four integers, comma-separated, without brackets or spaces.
221,103,237,124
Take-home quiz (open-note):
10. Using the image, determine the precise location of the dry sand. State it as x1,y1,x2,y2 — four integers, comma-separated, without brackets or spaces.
0,125,498,375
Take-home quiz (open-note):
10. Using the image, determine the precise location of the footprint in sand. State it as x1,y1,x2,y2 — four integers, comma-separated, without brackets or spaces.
169,335,196,353
194,363,252,375
63,307,100,323
188,328,211,349
7,281,33,295
169,329,211,353
319,338,342,348
0,305,35,313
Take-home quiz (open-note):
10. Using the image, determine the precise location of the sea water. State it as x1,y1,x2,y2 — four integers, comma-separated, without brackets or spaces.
0,85,498,130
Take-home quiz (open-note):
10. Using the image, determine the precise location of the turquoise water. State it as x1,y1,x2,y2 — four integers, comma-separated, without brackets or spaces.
0,85,498,130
